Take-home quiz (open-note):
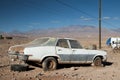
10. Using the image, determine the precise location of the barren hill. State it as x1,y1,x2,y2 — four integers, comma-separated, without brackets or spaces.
1,25,120,39
26,25,120,38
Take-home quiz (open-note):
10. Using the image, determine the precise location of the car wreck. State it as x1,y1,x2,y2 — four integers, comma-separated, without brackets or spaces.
8,37,107,71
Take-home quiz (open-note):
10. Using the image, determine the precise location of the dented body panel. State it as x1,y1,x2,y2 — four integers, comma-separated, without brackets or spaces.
8,37,107,65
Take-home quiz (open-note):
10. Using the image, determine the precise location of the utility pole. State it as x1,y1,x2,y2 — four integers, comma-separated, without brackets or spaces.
99,0,102,49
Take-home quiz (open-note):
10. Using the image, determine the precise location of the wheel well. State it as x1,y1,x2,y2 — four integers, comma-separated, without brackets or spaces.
41,56,58,63
94,56,103,61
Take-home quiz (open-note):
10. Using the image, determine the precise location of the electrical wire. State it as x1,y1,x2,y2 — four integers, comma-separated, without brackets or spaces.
14,0,120,29
56,0,96,18
56,0,120,28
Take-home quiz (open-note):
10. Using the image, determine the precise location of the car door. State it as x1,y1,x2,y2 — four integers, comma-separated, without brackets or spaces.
56,39,72,63
69,40,88,63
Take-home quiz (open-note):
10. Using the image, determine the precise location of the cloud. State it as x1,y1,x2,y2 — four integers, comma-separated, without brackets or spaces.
103,16,120,20
80,16,120,21
103,17,111,20
24,25,34,28
80,16,93,21
24,22,41,28
51,20,60,23
28,25,34,28
113,17,119,20
31,22,41,25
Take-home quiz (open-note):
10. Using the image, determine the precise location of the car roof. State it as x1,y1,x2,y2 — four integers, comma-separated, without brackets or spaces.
50,37,76,40
36,37,76,41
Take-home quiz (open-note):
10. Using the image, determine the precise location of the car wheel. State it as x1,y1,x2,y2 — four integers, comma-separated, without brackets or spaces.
113,47,119,53
93,57,102,66
11,64,29,72
42,57,57,71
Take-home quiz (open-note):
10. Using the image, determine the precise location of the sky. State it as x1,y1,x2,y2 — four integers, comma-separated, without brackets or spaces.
0,0,120,32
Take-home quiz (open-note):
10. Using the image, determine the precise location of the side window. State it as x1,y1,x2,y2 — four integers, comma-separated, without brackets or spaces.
69,40,82,49
56,39,69,48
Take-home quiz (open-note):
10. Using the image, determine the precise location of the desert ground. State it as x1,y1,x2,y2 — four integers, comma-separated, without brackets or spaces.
0,36,120,80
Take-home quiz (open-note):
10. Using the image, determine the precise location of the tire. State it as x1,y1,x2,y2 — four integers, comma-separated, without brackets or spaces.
113,47,118,53
11,64,29,72
93,57,102,67
42,57,57,71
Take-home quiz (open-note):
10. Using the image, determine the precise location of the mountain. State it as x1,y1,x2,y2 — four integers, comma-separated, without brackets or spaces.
112,28,120,33
25,25,120,38
1,25,120,38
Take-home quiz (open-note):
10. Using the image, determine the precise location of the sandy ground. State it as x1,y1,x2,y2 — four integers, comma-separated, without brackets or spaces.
0,37,120,80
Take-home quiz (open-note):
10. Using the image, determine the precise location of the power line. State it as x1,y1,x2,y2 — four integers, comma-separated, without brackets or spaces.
15,0,62,17
56,0,120,29
102,20,120,28
56,0,96,18
16,0,120,29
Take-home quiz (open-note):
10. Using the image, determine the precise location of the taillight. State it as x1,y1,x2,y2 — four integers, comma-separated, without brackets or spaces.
19,50,24,54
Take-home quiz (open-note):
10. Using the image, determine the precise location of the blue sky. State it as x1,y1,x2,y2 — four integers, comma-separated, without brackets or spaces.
0,0,120,32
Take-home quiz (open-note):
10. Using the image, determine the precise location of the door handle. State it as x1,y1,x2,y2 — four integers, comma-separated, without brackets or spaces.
58,49,62,51
72,50,76,52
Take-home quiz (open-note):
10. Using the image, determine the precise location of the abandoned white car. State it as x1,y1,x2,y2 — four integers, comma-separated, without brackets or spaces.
8,37,107,71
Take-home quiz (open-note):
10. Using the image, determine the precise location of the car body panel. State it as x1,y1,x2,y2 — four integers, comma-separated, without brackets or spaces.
24,46,58,61
8,37,107,65
56,46,72,62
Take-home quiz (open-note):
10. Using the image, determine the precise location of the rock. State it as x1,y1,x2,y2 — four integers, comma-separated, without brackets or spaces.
72,73,78,77
112,74,115,77
36,78,41,80
71,67,75,71
55,72,58,75
63,74,66,77
63,74,68,78
88,78,92,80
28,77,32,80
70,67,78,71
12,73,15,76
35,73,44,78
38,73,44,76
80,76,86,80
12,78,16,80
0,74,1,76
25,73,28,76
103,72,106,75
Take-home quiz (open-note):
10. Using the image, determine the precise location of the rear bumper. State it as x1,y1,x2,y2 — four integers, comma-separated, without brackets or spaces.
9,53,29,61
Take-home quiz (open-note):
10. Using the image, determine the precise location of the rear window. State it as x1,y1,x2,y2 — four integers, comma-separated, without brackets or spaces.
69,40,82,49
56,39,69,48
29,38,49,45
26,37,57,47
